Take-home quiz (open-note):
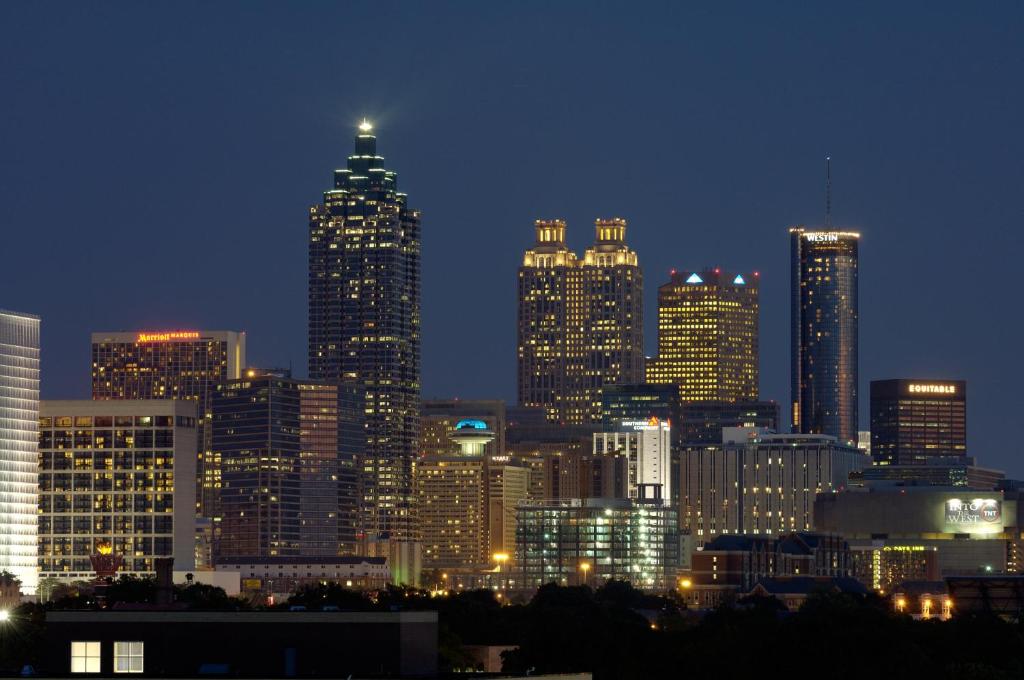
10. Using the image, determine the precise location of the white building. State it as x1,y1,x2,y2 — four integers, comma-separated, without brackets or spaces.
0,310,40,593
593,417,671,503
38,400,198,582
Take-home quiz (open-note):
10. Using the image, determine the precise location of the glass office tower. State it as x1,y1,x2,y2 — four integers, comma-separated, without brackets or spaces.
870,379,966,465
647,268,759,402
213,371,361,558
790,228,859,445
308,122,421,557
0,310,40,593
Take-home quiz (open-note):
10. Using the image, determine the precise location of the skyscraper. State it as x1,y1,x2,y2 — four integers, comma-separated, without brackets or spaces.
213,370,361,559
91,330,245,523
517,218,643,424
308,122,421,579
0,310,40,593
416,420,528,570
790,228,859,445
870,379,966,465
646,269,759,402
214,371,302,559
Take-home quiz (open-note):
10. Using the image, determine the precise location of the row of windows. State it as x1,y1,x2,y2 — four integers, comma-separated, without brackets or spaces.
71,641,142,674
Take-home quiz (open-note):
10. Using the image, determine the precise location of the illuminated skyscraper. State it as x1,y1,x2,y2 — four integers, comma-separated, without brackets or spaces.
870,379,966,465
790,228,859,445
517,218,643,424
308,122,421,579
90,330,245,525
0,309,40,593
646,269,759,402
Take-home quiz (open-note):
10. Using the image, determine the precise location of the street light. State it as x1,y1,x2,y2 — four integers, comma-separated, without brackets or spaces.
679,578,692,589
579,561,591,586
0,610,10,623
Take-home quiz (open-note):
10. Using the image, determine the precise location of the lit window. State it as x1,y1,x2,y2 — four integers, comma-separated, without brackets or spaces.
114,642,144,673
71,641,101,673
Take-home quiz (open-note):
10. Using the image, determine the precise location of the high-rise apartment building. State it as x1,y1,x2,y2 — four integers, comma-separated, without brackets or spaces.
870,379,966,466
790,228,859,445
90,330,245,522
38,400,197,582
646,269,759,402
213,371,361,559
308,122,421,571
0,310,40,592
517,218,643,424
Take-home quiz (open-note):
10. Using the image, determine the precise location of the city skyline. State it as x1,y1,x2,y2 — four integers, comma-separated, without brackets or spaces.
3,4,1022,476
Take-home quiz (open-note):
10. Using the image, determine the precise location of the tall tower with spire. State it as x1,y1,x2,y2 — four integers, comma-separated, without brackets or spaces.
308,122,421,580
789,158,859,445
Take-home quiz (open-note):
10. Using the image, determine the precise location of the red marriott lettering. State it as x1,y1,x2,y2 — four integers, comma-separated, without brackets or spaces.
136,331,201,343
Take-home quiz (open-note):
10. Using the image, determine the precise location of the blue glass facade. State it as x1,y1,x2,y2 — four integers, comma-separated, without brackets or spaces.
790,228,859,445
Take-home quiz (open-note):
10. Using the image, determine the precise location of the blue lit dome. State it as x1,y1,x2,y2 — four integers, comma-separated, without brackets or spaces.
455,419,488,430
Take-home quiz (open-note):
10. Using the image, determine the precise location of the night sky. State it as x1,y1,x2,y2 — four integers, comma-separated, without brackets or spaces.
2,3,1022,473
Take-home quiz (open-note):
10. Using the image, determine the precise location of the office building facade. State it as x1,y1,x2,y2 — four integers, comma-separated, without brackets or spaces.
308,123,421,563
213,372,361,559
600,383,680,430
90,330,245,522
299,381,362,556
790,228,859,445
38,400,197,582
593,418,672,502
870,379,966,465
646,269,759,402
0,310,40,592
517,218,643,425
681,430,866,545
514,496,679,590
679,400,779,445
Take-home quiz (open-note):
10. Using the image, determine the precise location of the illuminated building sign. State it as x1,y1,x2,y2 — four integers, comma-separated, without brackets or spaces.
908,384,957,395
620,416,669,431
136,331,201,343
804,232,839,243
944,498,1001,532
